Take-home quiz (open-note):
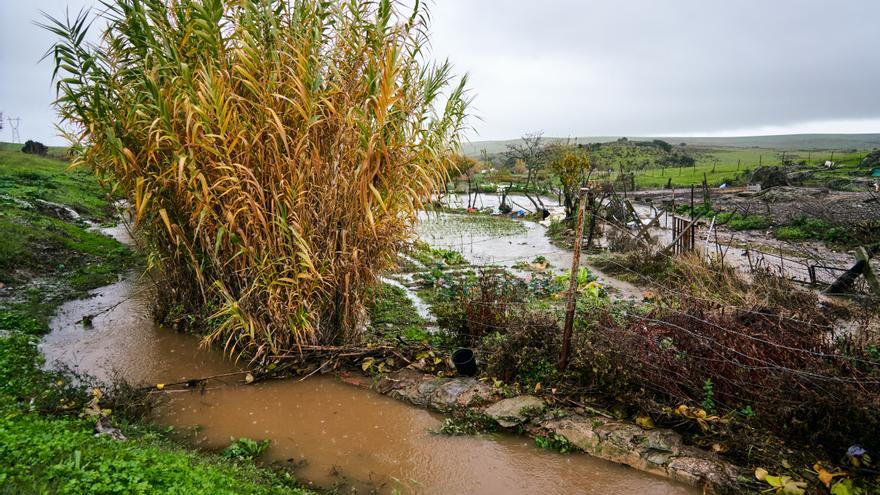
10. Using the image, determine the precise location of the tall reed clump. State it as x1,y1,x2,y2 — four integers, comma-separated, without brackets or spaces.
43,0,470,360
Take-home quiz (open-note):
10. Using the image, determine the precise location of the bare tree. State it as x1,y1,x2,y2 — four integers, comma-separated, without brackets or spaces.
504,131,549,215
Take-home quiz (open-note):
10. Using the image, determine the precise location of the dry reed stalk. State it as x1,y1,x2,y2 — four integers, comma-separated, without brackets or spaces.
44,0,470,361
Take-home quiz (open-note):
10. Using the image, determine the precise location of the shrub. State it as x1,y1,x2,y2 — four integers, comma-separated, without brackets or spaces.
21,140,49,156
725,213,770,230
592,300,880,456
45,0,470,358
479,310,560,386
775,215,831,241
570,255,879,458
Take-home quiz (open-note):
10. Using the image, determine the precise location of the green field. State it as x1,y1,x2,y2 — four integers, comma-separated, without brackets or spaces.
612,147,870,189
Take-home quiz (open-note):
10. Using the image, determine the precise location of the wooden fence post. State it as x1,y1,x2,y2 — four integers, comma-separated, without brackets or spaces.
559,187,589,373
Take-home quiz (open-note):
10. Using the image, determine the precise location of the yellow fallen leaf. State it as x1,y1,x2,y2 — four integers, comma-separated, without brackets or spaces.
755,467,769,481
813,463,846,488
635,416,655,429
156,383,165,390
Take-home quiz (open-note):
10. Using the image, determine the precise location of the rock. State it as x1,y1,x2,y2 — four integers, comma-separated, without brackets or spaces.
667,456,741,492
484,395,545,427
373,370,493,412
361,367,745,493
430,378,476,409
94,416,126,441
35,199,80,221
453,381,494,407
543,415,742,491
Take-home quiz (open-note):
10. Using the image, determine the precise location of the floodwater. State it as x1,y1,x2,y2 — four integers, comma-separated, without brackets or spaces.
162,377,695,494
41,274,695,494
439,192,558,214
416,211,643,299
41,275,239,385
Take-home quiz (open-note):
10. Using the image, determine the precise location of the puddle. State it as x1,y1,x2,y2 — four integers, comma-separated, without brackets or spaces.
41,274,695,494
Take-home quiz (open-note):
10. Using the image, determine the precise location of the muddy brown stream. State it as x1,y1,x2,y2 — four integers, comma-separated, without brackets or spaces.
41,269,695,494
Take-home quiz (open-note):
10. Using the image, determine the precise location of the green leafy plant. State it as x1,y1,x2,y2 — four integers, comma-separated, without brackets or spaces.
221,438,270,461
534,433,575,454
431,410,496,436
701,379,716,415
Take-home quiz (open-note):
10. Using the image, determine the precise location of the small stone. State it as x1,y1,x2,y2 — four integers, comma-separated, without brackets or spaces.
484,395,545,427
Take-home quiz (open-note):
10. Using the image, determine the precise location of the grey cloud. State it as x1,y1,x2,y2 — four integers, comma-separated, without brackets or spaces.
2,0,878,144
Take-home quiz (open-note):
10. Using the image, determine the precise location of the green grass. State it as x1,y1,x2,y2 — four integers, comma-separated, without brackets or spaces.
462,134,880,156
772,215,859,245
0,143,116,222
0,399,308,494
0,311,313,495
614,148,870,189
366,282,430,342
674,204,771,231
0,145,135,321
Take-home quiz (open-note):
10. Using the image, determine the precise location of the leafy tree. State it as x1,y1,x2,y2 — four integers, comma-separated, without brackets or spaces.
652,139,672,152
548,146,591,219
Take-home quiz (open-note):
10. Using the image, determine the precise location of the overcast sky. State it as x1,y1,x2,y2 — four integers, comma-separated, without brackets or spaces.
2,0,880,145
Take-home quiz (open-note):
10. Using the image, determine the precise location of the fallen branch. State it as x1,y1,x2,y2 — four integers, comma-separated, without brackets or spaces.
137,370,250,391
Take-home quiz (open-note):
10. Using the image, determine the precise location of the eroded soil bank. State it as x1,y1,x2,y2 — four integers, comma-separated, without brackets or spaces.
41,274,697,495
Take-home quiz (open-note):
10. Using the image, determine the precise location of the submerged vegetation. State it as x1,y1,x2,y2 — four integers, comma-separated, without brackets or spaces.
45,0,469,360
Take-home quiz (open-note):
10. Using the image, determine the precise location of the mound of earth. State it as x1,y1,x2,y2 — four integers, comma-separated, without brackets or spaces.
749,166,790,189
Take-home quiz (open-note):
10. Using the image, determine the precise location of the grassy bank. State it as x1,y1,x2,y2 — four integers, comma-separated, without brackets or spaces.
0,145,314,494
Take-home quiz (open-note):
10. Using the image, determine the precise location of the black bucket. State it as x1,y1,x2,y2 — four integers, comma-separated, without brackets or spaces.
452,348,478,377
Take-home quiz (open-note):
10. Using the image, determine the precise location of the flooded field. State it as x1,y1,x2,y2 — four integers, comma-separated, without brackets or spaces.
41,274,695,494
416,210,642,299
